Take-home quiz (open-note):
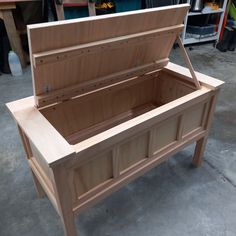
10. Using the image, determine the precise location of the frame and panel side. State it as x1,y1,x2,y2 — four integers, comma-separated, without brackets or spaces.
17,125,59,214
7,74,223,236
18,123,78,236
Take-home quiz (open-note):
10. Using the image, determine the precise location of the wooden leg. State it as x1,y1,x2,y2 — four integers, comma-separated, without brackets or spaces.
52,164,77,236
192,92,220,167
60,212,77,236
1,9,27,67
192,136,208,167
31,170,46,198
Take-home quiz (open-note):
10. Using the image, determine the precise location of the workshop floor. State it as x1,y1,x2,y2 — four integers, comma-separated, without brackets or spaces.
0,44,236,236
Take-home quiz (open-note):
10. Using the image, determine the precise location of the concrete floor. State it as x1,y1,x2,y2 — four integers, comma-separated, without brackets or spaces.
0,44,236,236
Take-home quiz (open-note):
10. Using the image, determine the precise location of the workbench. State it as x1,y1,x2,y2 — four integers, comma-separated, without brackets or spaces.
54,0,96,20
0,0,39,67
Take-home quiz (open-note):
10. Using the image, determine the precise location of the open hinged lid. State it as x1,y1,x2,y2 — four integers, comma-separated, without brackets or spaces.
28,3,198,108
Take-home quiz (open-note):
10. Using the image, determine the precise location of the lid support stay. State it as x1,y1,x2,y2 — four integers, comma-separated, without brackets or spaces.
176,36,201,90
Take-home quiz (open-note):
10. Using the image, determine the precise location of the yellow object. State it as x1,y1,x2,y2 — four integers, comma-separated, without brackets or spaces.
96,3,108,9
205,2,220,10
96,2,114,9
101,3,108,9
107,2,114,8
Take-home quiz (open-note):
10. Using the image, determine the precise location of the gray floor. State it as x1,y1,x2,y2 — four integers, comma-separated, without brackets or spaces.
0,44,236,236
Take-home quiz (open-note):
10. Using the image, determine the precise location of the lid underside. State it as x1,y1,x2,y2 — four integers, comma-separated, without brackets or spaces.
28,4,189,107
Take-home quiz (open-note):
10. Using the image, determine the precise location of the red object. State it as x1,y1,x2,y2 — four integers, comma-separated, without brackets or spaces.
215,15,220,32
219,11,228,41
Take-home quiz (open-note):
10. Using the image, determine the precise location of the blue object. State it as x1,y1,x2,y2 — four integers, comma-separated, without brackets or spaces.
63,1,142,20
115,0,141,12
64,6,89,19
227,18,236,27
8,51,23,77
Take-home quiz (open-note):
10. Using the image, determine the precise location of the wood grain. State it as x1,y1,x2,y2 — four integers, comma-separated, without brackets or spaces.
27,4,189,106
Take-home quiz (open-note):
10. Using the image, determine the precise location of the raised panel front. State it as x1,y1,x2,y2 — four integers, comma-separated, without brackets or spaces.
73,151,113,197
183,102,206,136
119,132,149,173
152,116,180,154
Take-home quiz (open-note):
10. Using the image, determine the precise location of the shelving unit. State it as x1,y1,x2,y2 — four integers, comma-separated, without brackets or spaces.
54,0,228,45
188,8,224,16
182,0,228,45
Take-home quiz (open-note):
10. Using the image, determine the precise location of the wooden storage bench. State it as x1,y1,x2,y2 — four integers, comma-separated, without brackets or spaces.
7,4,224,236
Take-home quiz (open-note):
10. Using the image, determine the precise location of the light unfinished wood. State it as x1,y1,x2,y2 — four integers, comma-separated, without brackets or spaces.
74,151,113,196
7,6,224,236
18,125,46,198
52,164,77,236
29,157,59,214
29,139,54,183
36,58,168,107
18,124,59,210
72,87,211,158
6,100,75,165
176,36,201,89
164,62,224,90
17,125,33,159
41,74,157,139
27,4,189,107
66,102,158,145
182,103,206,136
73,129,207,215
119,132,149,173
152,116,179,154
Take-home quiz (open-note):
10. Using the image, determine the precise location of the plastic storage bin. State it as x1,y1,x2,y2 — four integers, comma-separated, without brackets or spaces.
187,24,216,36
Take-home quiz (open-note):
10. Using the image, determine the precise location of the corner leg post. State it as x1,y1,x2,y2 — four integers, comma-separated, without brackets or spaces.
60,211,77,236
192,91,220,167
192,136,208,167
52,163,78,236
